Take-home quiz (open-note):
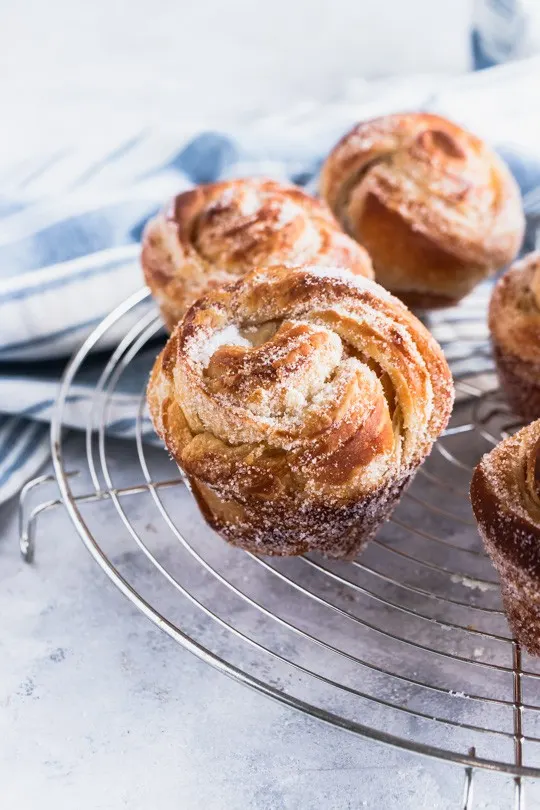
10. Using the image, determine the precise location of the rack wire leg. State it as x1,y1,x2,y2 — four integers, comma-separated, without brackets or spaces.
19,475,58,562
17,470,181,562
18,472,79,562
461,748,475,810
513,642,525,810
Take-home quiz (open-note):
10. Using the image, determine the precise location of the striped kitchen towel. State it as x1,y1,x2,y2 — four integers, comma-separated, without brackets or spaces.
1,58,540,504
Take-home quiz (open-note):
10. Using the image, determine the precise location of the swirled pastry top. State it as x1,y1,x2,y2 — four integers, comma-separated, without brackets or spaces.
142,179,373,330
320,112,524,272
471,420,540,574
489,252,540,364
148,265,454,504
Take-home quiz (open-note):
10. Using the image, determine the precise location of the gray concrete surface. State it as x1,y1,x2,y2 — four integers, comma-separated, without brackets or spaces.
4,2,516,808
1,435,528,810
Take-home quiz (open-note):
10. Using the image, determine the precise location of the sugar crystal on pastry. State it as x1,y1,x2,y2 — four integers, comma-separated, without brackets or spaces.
147,264,453,557
142,178,374,331
471,421,540,654
489,251,540,421
191,325,252,369
321,112,524,309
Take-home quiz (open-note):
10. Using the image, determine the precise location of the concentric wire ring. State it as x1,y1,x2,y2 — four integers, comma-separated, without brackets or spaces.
50,287,540,778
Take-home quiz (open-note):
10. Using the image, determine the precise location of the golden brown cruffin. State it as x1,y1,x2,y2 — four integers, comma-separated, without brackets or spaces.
141,178,373,331
147,264,454,557
489,251,540,422
471,420,540,654
320,112,524,309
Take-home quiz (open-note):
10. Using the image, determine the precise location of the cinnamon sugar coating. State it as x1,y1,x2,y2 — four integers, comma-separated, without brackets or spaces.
471,421,540,654
147,265,454,557
489,252,540,421
141,178,373,330
320,113,524,308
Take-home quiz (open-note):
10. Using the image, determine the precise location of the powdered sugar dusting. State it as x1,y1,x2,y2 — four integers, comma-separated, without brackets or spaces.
150,263,452,558
306,265,394,300
471,420,540,653
276,198,301,226
322,112,524,277
190,325,251,368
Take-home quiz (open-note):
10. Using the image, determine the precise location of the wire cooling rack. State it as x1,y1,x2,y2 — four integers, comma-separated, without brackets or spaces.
19,285,540,808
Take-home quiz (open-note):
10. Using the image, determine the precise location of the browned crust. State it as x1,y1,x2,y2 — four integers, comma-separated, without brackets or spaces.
320,112,524,306
471,461,540,573
189,469,414,558
493,342,540,423
148,265,453,557
489,253,540,421
489,252,540,364
498,566,540,656
351,192,488,304
142,178,374,331
470,421,540,653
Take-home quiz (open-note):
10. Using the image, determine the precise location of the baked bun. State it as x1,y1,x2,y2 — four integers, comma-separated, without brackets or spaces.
320,112,524,309
141,178,373,330
147,265,453,557
489,251,540,422
471,420,540,654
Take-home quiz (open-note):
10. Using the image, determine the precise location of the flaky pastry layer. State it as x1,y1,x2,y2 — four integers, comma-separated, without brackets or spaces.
320,113,524,307
148,264,453,556
489,252,540,420
471,421,540,653
142,178,373,330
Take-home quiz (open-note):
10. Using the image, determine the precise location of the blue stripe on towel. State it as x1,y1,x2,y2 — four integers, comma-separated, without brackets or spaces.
0,416,27,463
0,200,158,276
0,61,539,504
0,422,48,488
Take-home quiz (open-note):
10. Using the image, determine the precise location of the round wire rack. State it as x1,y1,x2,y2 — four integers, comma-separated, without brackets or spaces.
19,284,540,807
